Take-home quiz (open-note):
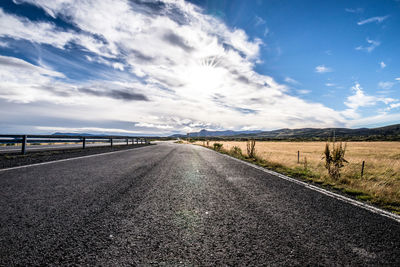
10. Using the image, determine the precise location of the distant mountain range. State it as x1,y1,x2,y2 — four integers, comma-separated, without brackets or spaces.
174,124,400,140
173,129,262,137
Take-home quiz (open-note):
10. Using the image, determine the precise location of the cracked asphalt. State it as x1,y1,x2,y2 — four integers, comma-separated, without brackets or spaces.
0,142,399,265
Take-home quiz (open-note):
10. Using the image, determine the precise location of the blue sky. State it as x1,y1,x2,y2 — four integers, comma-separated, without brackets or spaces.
0,0,399,135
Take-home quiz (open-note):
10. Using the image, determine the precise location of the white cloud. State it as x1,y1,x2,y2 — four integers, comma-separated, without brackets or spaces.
112,62,124,71
297,89,311,94
0,55,64,78
134,122,173,130
345,8,363,13
343,82,396,119
35,126,142,134
325,83,335,87
395,78,400,81
0,8,73,49
253,16,269,37
254,16,266,26
0,40,8,47
378,81,394,90
263,27,269,37
357,15,390,25
355,38,380,52
389,103,400,110
315,65,333,73
347,112,400,128
0,55,66,102
86,55,125,71
284,77,300,85
0,0,351,133
380,61,386,69
0,8,111,56
345,83,377,109
0,54,158,106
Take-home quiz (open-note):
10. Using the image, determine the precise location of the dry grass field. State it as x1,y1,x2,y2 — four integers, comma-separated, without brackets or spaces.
194,141,400,213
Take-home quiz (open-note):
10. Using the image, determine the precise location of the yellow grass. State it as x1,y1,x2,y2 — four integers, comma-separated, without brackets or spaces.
195,141,400,211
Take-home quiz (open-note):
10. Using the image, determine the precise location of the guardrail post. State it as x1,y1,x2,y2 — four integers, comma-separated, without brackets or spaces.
21,135,27,155
126,138,129,145
82,137,86,149
110,138,113,147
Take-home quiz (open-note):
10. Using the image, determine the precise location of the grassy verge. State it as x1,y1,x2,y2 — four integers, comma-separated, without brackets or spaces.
197,143,400,215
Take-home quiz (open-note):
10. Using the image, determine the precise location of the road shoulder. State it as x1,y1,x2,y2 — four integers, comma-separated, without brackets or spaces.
0,144,153,170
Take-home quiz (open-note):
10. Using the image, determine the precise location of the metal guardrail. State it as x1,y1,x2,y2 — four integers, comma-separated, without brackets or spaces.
0,134,149,154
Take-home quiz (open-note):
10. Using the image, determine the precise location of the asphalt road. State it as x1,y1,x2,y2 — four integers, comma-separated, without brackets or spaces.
0,142,399,265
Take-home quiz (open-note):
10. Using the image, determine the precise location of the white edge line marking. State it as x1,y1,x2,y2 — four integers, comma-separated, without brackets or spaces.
197,145,400,223
0,146,151,172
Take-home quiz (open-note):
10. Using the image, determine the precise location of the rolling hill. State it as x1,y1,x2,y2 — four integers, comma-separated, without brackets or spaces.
182,124,400,141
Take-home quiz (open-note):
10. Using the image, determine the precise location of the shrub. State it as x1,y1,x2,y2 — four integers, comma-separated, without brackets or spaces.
304,156,308,171
246,139,256,159
213,143,223,151
230,146,243,157
323,142,348,180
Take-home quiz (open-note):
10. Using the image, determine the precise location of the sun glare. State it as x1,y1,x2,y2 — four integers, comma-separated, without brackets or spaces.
182,62,227,97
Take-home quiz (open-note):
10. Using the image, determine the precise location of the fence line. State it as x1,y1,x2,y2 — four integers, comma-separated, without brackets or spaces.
0,134,149,154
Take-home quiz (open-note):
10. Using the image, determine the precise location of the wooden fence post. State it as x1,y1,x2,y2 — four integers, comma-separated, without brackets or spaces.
21,135,27,155
361,161,365,177
110,138,113,147
297,151,300,163
82,137,86,149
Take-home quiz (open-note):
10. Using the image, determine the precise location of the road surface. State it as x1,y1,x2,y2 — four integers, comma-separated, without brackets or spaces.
0,142,399,265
